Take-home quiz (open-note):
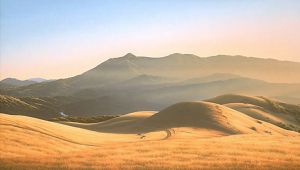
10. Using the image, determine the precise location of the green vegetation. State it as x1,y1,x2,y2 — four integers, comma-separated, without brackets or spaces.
0,95,79,119
51,115,119,123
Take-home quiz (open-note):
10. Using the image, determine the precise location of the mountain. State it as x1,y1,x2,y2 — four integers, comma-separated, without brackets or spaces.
0,77,53,89
3,53,300,97
0,78,36,88
0,77,51,90
1,53,300,117
88,53,300,83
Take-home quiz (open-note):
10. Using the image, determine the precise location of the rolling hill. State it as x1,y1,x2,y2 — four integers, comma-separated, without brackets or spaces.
1,97,299,169
207,94,300,132
64,99,300,134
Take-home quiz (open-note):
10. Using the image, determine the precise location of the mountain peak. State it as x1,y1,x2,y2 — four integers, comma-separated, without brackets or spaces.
122,53,136,59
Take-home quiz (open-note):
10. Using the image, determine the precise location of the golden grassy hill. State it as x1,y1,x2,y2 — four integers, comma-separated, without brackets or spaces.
65,101,298,137
1,98,300,169
207,94,300,132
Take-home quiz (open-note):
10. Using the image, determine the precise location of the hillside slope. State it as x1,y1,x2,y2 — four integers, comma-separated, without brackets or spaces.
65,101,298,137
207,94,300,132
0,95,79,119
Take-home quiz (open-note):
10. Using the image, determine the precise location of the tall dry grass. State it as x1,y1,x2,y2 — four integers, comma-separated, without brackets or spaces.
1,113,300,170
1,134,300,170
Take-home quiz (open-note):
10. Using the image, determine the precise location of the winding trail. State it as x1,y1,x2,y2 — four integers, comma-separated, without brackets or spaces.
163,128,175,140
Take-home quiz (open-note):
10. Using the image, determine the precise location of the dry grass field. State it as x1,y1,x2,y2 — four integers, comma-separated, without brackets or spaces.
1,99,300,170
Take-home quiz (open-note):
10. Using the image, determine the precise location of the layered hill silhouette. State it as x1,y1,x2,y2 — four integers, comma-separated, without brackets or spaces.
0,78,36,89
62,94,300,134
2,98,298,138
0,77,50,89
1,53,300,117
2,53,300,97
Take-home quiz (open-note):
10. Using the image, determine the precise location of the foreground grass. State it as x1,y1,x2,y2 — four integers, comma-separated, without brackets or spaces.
1,134,300,170
1,113,300,170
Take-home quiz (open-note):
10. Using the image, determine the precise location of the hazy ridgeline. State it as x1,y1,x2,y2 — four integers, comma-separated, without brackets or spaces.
1,53,300,119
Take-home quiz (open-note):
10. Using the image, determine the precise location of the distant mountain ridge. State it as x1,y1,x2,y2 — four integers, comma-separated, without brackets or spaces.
0,78,37,90
0,78,36,86
0,77,50,87
88,53,300,83
1,53,300,117
2,53,300,97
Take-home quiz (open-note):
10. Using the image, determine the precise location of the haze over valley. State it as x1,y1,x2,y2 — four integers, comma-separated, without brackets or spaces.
1,53,300,119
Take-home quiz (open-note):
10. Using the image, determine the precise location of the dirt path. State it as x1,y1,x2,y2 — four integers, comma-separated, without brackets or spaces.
163,128,175,140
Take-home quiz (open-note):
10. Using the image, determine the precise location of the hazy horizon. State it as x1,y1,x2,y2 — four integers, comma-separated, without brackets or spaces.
1,0,300,80
1,53,300,81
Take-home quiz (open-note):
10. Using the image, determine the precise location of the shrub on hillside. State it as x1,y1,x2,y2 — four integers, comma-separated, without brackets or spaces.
51,115,119,123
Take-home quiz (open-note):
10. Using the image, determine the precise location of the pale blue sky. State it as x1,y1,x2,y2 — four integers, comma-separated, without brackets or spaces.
1,0,300,79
